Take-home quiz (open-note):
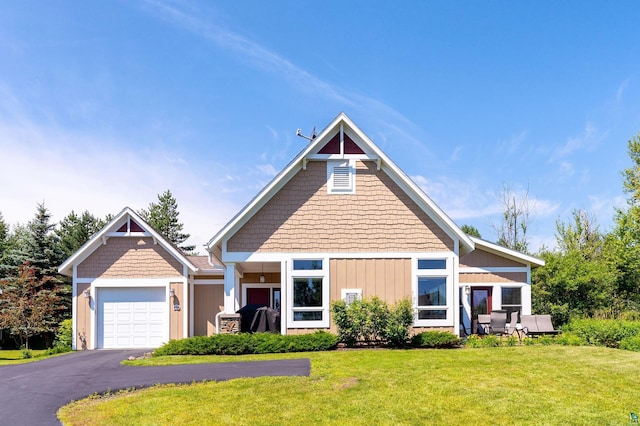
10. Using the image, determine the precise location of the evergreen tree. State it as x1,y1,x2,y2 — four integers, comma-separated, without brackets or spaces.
26,203,65,279
460,224,481,238
56,210,106,260
139,190,195,254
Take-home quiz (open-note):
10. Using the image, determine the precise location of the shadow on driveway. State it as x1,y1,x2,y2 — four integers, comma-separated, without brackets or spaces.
0,350,311,426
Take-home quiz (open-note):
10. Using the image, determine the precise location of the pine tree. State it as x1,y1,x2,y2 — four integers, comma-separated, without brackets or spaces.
56,210,106,260
139,190,196,254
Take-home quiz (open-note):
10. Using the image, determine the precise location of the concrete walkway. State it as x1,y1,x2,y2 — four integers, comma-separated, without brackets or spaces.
0,350,311,425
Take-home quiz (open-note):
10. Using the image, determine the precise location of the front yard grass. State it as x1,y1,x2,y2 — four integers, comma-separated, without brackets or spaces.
59,346,640,425
0,349,50,365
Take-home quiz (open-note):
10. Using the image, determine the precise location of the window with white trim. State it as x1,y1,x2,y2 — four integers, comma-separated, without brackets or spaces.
289,259,329,327
327,160,355,194
414,258,452,326
501,287,522,321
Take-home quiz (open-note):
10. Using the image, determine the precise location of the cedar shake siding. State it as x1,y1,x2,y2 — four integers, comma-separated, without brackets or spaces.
228,161,453,253
77,237,183,278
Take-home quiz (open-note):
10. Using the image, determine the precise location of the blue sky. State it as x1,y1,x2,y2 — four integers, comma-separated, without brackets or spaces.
1,1,639,253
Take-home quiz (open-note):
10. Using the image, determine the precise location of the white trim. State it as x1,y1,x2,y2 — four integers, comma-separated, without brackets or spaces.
222,251,453,263
327,159,356,194
242,283,282,308
59,207,198,277
72,265,78,350
206,113,475,257
287,257,330,328
459,267,529,274
413,255,454,328
470,236,545,267
280,260,288,335
189,281,194,338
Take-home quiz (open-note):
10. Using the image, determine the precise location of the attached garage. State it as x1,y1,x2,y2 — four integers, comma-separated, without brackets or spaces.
97,287,167,349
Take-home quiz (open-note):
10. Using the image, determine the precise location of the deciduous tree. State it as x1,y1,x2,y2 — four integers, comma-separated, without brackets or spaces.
0,263,64,349
493,184,532,253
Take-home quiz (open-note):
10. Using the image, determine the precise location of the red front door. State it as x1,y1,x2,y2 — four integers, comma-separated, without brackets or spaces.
246,288,270,306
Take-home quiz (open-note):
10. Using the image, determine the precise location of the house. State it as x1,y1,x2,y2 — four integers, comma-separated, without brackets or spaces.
59,113,544,349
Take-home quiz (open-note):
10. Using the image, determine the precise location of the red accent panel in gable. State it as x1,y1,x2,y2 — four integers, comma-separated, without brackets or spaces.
130,220,144,232
116,223,127,232
318,133,340,154
344,133,365,154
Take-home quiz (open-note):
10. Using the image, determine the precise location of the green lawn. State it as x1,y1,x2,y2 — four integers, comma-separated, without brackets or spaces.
0,349,50,365
59,346,640,425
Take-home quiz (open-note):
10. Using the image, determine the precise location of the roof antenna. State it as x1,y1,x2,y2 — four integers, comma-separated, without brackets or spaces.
296,126,316,142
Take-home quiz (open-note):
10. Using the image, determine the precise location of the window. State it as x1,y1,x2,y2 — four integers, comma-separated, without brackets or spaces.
501,287,522,320
327,160,355,194
289,259,329,327
415,258,451,326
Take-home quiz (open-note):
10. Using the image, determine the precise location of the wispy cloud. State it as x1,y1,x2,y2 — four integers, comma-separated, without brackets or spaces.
617,79,630,103
552,122,605,161
137,0,430,155
497,130,528,156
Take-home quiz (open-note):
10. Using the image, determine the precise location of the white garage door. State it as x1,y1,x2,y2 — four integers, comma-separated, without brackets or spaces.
97,287,166,349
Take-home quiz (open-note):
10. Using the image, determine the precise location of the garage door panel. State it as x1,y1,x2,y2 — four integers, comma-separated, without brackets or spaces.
97,287,166,349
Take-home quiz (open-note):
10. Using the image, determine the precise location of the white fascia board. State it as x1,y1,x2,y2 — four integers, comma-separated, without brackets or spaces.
58,207,198,276
205,113,349,253
223,251,456,263
469,236,545,267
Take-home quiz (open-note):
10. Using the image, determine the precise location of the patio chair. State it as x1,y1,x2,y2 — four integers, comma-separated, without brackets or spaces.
520,315,538,336
489,310,508,335
477,314,490,334
535,315,561,335
505,311,519,335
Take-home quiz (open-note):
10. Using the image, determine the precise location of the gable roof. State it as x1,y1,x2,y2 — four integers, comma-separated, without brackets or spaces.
469,236,545,267
206,112,475,258
58,207,197,277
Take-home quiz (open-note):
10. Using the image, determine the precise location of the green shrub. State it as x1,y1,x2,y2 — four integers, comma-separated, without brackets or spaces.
411,331,461,349
620,335,640,352
506,335,518,347
553,332,586,346
153,331,338,356
21,347,33,359
331,297,414,347
382,299,415,347
480,335,501,347
51,319,73,352
564,319,640,348
523,337,535,346
464,335,483,348
538,335,554,346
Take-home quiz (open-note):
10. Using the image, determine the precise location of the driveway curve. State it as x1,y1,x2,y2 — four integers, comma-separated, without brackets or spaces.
0,350,311,426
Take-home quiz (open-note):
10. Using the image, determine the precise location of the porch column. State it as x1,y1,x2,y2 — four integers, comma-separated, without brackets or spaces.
224,263,236,313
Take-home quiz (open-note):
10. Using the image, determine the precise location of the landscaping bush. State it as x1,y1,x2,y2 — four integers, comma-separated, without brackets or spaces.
411,331,461,349
563,319,640,348
553,332,587,346
331,297,414,347
46,319,73,354
620,335,640,352
153,331,338,356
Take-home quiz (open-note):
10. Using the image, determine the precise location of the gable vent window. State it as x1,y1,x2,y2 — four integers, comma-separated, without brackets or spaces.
327,160,355,194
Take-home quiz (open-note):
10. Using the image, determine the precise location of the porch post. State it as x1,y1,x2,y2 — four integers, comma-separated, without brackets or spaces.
280,260,287,335
224,263,236,313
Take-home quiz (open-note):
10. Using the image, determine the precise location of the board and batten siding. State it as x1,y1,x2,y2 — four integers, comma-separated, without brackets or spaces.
227,161,453,253
75,283,91,350
193,285,224,336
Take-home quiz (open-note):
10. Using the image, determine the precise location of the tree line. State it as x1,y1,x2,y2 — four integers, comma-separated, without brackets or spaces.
0,190,192,348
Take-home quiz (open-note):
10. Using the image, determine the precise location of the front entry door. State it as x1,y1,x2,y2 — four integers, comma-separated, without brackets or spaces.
471,287,492,333
246,287,270,306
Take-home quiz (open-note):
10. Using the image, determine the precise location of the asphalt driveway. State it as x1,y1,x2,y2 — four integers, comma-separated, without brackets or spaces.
0,350,311,425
